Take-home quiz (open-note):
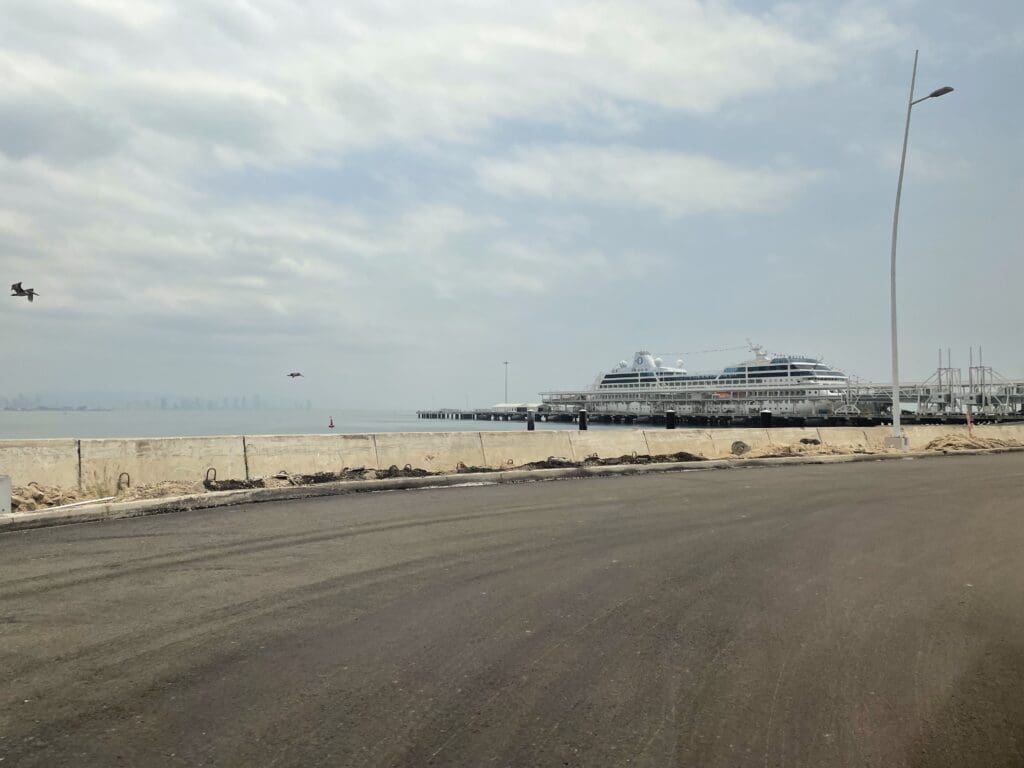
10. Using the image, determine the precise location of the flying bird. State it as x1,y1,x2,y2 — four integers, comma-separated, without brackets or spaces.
286,372,304,378
10,282,39,302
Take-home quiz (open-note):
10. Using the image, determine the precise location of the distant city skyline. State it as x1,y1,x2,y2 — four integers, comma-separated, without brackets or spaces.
2,1,1021,409
0,338,1011,413
0,392,314,411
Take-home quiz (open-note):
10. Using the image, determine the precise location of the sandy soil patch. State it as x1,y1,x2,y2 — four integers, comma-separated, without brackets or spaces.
925,434,1024,452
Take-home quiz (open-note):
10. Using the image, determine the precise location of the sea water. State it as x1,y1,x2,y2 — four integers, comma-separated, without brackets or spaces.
0,409,590,440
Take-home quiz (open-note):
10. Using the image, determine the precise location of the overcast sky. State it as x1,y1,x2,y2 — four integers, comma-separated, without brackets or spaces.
1,0,1021,409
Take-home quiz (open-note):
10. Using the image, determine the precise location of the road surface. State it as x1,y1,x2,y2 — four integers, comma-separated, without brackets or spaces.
2,454,1023,767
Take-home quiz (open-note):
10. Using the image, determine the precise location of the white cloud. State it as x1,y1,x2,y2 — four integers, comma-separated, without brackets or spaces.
478,144,818,216
847,139,972,182
0,152,637,350
0,0,924,402
0,0,896,169
74,0,169,27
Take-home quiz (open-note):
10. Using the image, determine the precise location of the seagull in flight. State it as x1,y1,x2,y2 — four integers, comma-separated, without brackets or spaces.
286,372,304,378
10,282,39,302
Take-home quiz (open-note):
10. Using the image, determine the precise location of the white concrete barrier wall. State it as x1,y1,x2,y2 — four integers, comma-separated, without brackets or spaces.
707,428,773,457
766,427,823,446
973,424,1024,442
79,436,247,491
641,430,714,458
901,424,969,450
0,439,80,489
818,427,872,451
244,434,378,477
570,430,649,462
862,426,892,451
480,431,574,469
373,432,486,473
3,423,1023,490
0,475,10,514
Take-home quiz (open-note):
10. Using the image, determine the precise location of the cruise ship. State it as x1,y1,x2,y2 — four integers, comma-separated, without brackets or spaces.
541,345,855,422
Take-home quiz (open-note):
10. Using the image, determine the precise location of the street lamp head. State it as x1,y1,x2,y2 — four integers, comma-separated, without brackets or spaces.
928,86,954,98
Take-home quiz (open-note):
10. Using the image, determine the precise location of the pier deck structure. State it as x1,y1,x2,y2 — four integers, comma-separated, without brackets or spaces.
415,406,551,423
538,377,1024,427
419,374,1024,428
536,357,1024,426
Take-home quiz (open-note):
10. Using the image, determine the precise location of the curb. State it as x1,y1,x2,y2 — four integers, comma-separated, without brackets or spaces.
2,447,1021,533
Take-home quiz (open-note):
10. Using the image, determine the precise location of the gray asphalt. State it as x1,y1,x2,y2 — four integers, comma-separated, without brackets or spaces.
2,454,1023,767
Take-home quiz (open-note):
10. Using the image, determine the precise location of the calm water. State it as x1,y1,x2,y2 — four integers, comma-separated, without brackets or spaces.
0,409,594,439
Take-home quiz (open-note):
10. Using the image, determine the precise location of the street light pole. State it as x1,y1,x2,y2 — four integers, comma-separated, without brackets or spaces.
887,50,953,449
503,361,509,404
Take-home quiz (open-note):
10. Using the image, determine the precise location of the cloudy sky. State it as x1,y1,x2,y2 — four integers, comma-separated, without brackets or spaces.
1,0,1021,409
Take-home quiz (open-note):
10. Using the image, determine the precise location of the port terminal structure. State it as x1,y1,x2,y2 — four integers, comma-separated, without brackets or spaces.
418,362,1024,428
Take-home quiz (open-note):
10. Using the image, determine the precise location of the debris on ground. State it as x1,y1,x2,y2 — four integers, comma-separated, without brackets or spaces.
925,434,1024,452
11,480,203,512
582,451,706,466
731,441,751,456
11,483,85,512
119,481,204,501
378,464,438,478
286,470,363,485
338,467,377,481
263,468,378,487
518,456,579,470
745,443,848,459
204,478,266,491
456,462,499,474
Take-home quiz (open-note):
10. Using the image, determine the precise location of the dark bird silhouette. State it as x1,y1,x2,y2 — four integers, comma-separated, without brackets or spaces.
286,372,304,378
10,282,39,302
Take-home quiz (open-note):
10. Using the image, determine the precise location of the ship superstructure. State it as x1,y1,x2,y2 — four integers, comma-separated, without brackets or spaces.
544,345,853,420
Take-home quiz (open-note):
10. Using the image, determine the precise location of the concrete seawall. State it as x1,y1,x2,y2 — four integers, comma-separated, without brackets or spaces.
0,440,81,489
80,436,248,492
0,424,1018,490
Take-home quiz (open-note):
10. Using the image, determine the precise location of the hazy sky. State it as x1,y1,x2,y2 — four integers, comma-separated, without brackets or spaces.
2,0,1021,408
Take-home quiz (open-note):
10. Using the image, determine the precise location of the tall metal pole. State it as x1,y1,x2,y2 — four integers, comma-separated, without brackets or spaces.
888,50,919,447
977,348,983,413
503,361,509,404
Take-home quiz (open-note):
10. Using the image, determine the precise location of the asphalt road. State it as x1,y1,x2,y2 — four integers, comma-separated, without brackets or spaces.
2,454,1023,767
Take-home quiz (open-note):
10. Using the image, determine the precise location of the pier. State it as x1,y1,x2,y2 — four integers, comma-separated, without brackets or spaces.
536,377,1024,427
415,406,555,423
418,375,1024,428
416,408,1024,428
